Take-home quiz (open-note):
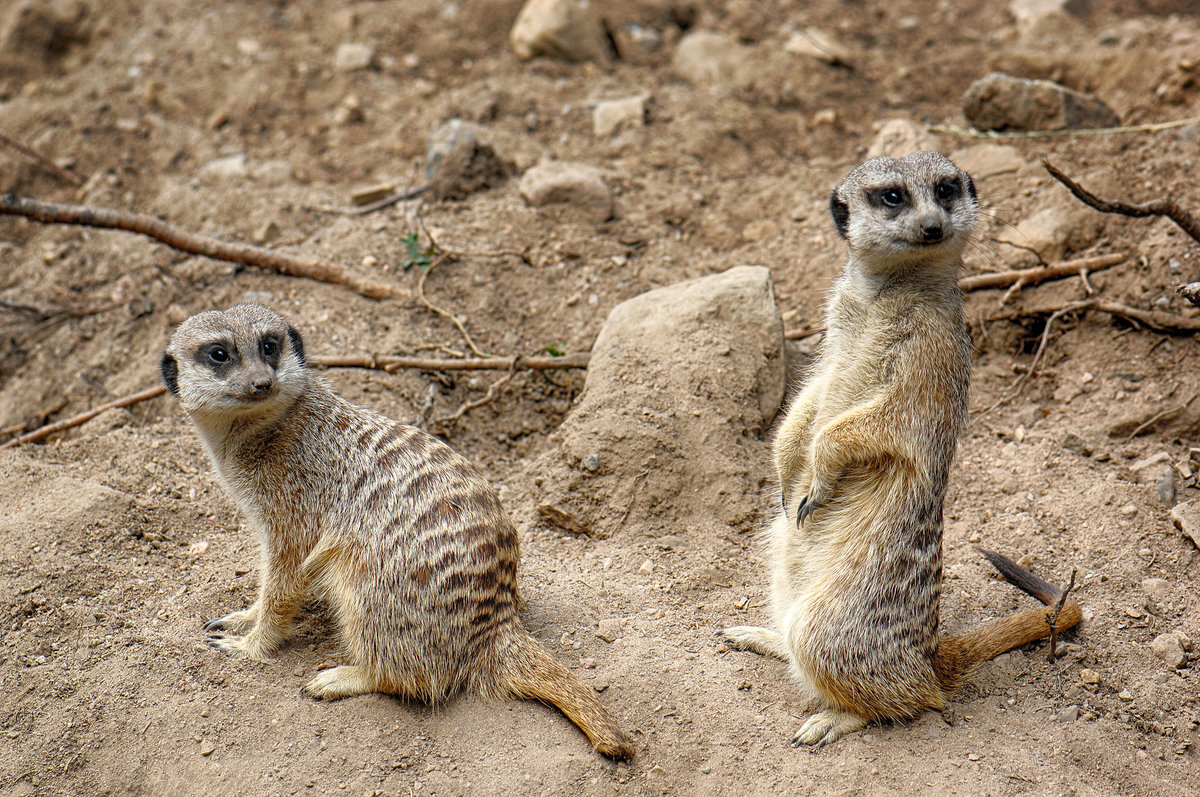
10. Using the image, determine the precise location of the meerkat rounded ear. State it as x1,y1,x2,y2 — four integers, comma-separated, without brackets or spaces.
964,173,977,202
161,353,180,396
286,325,306,366
830,189,850,239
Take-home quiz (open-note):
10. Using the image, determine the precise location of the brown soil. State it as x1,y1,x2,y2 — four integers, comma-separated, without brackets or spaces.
2,1,1198,795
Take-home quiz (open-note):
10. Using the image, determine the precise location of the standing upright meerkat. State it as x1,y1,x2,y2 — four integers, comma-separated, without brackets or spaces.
722,152,1081,748
161,303,633,759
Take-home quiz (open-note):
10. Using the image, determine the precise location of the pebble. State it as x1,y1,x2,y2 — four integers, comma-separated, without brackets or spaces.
1055,705,1081,723
1079,668,1100,685
671,31,745,87
1117,690,1134,702
962,72,1120,131
517,160,612,223
637,559,653,574
1118,504,1137,518
333,42,374,72
579,657,596,669
1142,577,1170,602
1150,633,1187,669
1168,499,1200,547
784,26,854,66
199,153,247,179
293,665,306,677
510,0,612,63
199,740,216,756
592,94,647,137
596,618,622,642
582,453,600,472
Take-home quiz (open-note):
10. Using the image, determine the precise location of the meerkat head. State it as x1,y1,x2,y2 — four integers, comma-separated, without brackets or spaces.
829,151,978,272
161,303,309,424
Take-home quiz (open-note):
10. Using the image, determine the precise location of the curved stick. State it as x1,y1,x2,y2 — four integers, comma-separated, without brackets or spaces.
0,193,406,300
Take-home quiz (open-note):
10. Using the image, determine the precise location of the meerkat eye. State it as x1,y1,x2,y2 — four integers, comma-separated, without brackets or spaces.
935,180,961,202
872,187,908,209
261,338,279,358
208,347,230,364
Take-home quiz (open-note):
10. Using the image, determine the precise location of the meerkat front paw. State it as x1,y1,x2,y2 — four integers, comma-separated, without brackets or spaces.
205,630,273,661
203,608,256,634
721,626,790,660
791,709,866,749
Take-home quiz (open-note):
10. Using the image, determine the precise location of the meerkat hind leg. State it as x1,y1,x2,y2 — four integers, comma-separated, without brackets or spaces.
792,709,867,749
721,625,790,660
304,665,378,700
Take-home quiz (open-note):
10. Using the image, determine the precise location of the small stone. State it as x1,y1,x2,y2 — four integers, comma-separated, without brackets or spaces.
579,657,596,669
784,27,854,66
592,94,647,137
333,42,374,72
1150,633,1187,669
1055,705,1080,723
963,72,1120,132
1117,689,1134,702
1142,578,1170,602
582,453,600,472
234,566,251,576
252,220,281,245
517,160,612,223
199,740,216,756
293,665,305,677
361,255,379,268
1119,504,1137,518
596,618,622,642
350,183,397,206
1079,668,1100,685
811,108,838,126
199,153,247,179
1125,606,1145,619
637,559,653,575
187,540,209,556
510,0,612,63
671,31,745,87
967,753,980,761
1168,500,1200,548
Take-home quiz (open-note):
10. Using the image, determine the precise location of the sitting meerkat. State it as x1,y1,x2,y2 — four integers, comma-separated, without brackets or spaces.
161,303,632,759
723,152,1081,748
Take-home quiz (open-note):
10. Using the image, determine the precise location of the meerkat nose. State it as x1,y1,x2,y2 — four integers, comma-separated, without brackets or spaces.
252,378,273,395
919,220,945,243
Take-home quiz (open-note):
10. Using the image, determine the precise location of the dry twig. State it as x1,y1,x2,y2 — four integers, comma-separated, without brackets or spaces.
433,370,517,427
0,194,405,300
1046,568,1077,663
1044,159,1200,244
1,351,588,448
0,131,83,186
958,253,1126,301
0,385,167,450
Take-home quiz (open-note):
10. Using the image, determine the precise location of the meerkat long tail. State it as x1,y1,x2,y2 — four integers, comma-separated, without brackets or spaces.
934,550,1082,694
489,627,634,760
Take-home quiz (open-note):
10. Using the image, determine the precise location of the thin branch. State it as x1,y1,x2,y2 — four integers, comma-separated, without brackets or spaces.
1044,159,1200,244
0,194,406,301
312,352,590,372
1,352,589,448
0,131,83,186
1046,568,1077,663
958,253,1127,292
309,184,430,216
0,385,167,449
434,370,516,427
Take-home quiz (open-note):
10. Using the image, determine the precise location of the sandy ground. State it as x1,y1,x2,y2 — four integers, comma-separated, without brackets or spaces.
2,1,1199,794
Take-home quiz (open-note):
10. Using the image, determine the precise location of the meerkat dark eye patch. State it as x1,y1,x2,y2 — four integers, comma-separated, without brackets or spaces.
260,335,281,366
830,190,850,239
197,342,235,371
964,173,977,202
869,186,908,209
161,354,179,396
286,325,306,366
934,179,962,204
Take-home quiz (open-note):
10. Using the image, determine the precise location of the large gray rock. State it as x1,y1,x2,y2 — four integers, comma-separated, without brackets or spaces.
510,0,612,63
518,160,612,222
520,266,785,538
963,72,1120,132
